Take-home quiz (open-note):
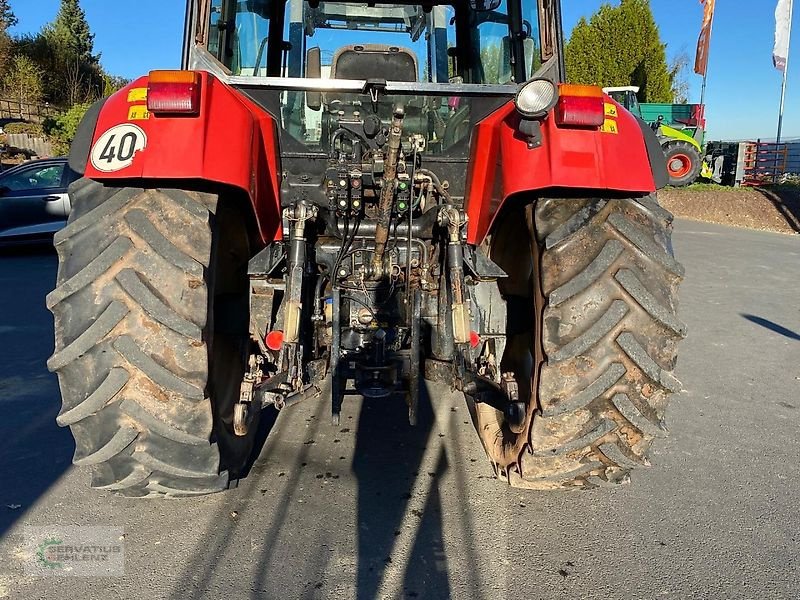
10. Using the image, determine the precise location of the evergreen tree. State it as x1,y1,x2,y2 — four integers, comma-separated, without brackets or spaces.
565,0,674,103
12,30,104,106
11,0,104,106
46,0,97,64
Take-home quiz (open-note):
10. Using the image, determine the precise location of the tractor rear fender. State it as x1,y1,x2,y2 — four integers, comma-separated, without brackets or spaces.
78,72,282,244
464,96,668,245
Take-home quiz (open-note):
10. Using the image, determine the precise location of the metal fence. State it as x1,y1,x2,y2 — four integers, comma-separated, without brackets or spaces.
706,140,800,186
736,141,800,185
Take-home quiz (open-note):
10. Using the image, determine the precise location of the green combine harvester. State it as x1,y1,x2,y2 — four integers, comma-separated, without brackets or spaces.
604,86,712,187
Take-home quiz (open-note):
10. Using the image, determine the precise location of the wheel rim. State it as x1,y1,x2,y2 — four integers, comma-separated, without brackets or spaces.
668,153,693,178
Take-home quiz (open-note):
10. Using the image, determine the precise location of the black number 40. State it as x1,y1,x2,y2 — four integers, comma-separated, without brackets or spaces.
99,132,139,163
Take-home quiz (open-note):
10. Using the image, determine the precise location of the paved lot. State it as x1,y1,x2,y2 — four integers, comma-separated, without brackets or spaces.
1,219,799,600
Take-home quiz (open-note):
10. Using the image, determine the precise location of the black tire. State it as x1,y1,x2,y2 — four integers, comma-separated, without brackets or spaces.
663,141,702,187
477,196,685,489
47,179,257,497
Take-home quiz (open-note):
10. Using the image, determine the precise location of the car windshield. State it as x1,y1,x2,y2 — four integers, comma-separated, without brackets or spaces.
207,0,542,85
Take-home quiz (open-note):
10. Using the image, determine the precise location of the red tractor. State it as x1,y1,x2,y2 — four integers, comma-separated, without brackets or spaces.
47,0,685,497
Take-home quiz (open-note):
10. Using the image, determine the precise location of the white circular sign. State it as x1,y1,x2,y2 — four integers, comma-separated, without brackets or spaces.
90,124,147,172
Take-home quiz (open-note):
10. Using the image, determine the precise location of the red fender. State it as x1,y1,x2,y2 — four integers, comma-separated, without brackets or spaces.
84,72,282,244
464,97,656,245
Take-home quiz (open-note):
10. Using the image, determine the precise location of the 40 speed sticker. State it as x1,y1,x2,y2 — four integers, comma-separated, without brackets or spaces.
90,123,147,172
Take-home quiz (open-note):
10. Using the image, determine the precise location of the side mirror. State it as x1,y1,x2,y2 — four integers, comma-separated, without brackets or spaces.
306,47,322,111
0,185,9,196
469,0,501,11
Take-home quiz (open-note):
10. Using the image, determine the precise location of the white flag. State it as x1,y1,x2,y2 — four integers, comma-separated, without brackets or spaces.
773,0,793,72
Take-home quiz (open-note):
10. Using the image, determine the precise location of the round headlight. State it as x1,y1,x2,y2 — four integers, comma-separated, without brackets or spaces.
514,79,558,118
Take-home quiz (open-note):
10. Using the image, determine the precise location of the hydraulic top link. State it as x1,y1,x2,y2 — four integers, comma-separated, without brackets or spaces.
371,105,405,279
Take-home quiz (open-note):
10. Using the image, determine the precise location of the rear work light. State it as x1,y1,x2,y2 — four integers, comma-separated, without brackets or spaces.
555,84,605,128
147,70,202,115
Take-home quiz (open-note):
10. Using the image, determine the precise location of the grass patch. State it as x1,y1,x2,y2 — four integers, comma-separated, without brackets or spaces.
665,182,800,193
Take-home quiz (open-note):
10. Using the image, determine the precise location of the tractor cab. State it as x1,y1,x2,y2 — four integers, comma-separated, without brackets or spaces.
186,0,561,165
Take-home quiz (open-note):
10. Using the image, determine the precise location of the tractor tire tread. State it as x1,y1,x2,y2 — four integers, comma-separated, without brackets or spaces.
49,178,227,497
508,196,684,490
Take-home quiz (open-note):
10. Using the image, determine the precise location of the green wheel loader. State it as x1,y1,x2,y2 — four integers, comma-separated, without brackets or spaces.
604,86,712,187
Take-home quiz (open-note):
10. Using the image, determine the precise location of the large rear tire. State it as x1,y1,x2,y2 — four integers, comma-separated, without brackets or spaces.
47,179,257,497
476,196,685,489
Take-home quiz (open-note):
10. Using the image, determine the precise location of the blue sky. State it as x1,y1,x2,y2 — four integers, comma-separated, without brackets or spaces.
8,0,799,140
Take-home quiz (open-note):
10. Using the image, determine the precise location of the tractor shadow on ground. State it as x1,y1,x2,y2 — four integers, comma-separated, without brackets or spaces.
350,381,452,600
753,186,800,234
741,314,800,341
169,378,472,600
0,246,74,538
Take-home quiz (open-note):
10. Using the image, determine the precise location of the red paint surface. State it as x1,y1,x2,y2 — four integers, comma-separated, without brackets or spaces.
464,97,656,245
87,77,655,248
85,72,282,244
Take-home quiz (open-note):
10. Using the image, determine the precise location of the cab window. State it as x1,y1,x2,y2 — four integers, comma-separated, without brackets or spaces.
468,0,512,84
203,0,541,84
520,0,542,77
207,0,275,75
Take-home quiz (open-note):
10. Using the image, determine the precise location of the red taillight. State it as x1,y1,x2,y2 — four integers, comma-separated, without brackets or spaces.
265,330,284,351
147,70,201,115
469,330,481,349
555,84,605,127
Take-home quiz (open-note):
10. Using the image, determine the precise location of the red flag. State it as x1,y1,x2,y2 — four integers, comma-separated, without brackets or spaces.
695,0,716,76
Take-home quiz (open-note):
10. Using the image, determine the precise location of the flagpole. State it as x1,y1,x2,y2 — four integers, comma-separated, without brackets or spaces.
777,0,794,144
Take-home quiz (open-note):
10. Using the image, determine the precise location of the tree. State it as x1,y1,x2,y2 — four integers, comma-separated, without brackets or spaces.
1,54,45,107
103,74,130,97
669,50,691,104
3,0,122,115
0,0,16,29
12,31,104,107
46,0,97,65
0,0,15,81
565,0,674,103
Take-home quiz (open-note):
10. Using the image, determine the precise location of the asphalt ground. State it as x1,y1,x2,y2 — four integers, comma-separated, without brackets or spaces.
0,218,799,599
